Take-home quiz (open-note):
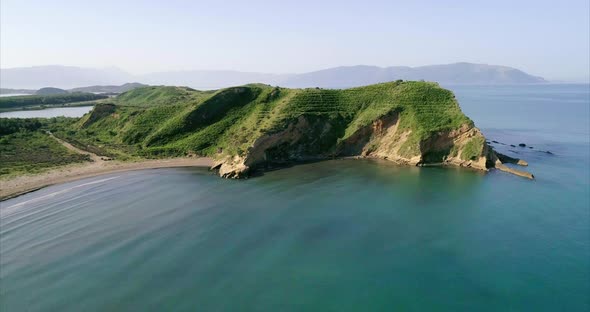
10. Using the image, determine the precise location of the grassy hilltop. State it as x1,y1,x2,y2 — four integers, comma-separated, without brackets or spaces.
1,81,493,178
67,83,469,152
53,81,488,176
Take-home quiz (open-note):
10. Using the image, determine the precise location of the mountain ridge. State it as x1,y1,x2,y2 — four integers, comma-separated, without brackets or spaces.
1,63,546,89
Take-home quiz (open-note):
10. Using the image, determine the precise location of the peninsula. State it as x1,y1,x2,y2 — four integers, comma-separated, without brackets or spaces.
1,81,533,198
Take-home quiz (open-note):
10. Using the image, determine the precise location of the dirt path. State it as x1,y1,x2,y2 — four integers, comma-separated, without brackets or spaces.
47,131,103,162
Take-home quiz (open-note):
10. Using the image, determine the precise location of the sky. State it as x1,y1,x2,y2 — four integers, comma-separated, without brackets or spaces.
1,0,589,81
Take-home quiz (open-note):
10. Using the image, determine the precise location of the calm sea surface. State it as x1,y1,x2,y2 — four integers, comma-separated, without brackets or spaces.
0,106,93,118
1,84,589,311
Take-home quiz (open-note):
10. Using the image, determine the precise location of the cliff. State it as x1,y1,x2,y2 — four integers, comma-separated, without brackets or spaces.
72,81,533,179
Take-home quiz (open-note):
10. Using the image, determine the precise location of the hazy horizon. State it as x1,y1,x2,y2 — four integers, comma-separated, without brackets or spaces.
1,0,589,82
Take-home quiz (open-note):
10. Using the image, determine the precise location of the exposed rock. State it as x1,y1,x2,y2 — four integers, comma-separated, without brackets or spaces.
211,113,533,179
496,152,528,166
494,160,535,179
212,156,250,179
519,143,526,147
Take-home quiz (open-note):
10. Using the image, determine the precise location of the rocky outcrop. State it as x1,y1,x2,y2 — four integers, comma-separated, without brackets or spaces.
212,155,250,179
211,112,535,179
496,152,529,166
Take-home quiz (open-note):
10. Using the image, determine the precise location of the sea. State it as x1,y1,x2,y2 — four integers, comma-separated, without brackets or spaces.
1,84,589,311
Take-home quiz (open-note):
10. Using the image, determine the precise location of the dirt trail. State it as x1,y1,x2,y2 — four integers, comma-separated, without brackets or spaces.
47,131,103,162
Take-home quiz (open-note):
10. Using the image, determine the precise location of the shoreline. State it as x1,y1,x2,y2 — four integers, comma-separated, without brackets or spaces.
0,157,214,201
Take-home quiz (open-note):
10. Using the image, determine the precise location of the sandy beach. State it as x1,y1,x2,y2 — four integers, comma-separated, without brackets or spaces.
0,157,214,201
1,132,215,201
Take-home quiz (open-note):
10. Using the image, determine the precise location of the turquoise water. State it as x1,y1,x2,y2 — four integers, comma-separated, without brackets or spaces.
1,84,589,311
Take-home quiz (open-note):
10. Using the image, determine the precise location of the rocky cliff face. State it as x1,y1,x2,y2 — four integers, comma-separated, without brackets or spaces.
212,112,501,178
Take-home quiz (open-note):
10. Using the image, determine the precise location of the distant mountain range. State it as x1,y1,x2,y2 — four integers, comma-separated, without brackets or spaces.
0,63,546,90
0,65,133,89
277,63,546,88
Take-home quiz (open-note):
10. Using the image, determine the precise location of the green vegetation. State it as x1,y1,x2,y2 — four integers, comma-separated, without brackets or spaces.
0,118,44,135
461,136,486,161
0,93,107,112
58,81,472,159
0,118,90,177
114,86,211,107
2,81,480,176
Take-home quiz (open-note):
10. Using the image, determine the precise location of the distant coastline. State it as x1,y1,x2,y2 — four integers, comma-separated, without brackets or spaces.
0,62,548,90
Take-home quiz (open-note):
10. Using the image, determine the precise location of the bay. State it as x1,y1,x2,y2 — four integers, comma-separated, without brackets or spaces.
1,84,588,311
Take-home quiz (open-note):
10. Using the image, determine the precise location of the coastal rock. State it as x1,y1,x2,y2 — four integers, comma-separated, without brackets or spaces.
212,112,533,179
493,159,534,179
495,152,528,166
212,156,250,179
208,83,534,179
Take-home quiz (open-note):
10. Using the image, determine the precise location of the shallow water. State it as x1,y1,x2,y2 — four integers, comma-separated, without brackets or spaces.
1,84,589,311
0,106,93,118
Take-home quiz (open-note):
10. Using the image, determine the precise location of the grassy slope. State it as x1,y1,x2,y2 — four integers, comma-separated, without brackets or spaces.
0,118,91,177
61,81,475,162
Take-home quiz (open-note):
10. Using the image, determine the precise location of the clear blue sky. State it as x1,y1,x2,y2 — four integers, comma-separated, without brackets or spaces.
1,0,589,80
